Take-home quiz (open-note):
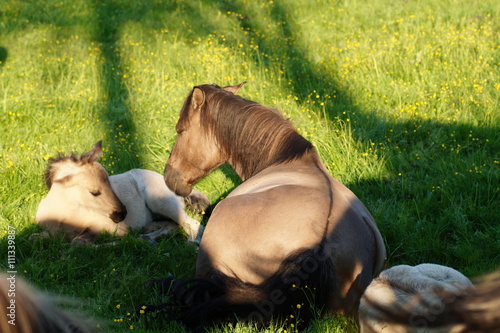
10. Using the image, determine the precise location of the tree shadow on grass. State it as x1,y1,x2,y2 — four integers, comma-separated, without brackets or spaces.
89,0,222,172
0,46,7,67
91,0,142,171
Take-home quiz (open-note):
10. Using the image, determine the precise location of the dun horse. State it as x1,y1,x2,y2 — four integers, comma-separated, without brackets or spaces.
35,141,208,245
359,265,500,332
160,82,387,329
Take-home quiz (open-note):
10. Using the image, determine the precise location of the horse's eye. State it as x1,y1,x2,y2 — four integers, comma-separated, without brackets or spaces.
90,190,101,196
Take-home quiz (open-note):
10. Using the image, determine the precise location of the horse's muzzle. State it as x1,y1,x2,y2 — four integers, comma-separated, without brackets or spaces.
164,164,192,197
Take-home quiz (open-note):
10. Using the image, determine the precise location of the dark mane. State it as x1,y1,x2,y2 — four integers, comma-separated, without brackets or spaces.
181,84,313,180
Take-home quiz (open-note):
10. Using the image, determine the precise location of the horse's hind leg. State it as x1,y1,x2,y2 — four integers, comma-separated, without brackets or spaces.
177,216,204,244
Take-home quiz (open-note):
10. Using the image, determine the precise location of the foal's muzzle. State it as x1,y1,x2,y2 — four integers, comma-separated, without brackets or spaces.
110,208,127,223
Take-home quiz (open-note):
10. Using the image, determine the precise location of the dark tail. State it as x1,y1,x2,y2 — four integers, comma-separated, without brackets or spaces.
168,242,337,331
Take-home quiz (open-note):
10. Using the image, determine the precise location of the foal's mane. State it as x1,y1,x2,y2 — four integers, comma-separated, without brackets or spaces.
44,151,96,189
181,84,313,179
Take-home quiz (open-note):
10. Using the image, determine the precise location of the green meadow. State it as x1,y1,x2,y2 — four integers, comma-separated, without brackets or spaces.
1,0,499,332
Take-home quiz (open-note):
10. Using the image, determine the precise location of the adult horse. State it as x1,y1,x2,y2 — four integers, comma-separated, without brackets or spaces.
162,82,386,329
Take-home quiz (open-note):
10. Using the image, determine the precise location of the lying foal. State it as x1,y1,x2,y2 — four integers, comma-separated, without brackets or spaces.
34,141,209,245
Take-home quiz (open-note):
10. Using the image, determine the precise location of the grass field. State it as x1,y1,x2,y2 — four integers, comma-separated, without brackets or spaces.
1,0,499,332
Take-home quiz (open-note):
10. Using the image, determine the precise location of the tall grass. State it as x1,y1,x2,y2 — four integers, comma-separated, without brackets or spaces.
1,0,498,332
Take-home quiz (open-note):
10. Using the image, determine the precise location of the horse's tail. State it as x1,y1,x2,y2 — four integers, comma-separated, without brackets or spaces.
168,242,337,331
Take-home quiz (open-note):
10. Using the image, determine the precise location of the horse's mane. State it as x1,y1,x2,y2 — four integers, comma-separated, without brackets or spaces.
44,150,97,189
180,84,313,180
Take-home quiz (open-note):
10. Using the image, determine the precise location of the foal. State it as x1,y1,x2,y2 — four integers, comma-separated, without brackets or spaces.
35,141,208,245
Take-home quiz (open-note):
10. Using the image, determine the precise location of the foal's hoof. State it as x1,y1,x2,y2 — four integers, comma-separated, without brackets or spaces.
139,234,159,245
184,190,210,214
71,236,95,246
28,231,50,241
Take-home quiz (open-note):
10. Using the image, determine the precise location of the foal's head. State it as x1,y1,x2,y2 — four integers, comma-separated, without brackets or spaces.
44,141,127,223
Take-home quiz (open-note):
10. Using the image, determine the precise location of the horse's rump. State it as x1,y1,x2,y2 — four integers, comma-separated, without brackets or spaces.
168,241,336,331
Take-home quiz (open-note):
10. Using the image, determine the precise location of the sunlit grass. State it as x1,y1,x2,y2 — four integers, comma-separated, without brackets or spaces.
1,0,499,332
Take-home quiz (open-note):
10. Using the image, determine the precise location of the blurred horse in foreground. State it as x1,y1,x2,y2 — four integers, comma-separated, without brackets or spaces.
0,272,95,333
359,264,500,332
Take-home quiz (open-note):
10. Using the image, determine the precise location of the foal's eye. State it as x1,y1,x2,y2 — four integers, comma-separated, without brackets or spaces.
90,190,101,196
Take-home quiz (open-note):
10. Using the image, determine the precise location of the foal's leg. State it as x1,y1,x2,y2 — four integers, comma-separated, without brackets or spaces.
71,229,99,246
140,221,180,243
141,182,204,243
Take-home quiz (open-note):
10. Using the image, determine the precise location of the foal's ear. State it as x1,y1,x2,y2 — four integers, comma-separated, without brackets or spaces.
192,87,205,111
82,141,103,163
223,81,246,94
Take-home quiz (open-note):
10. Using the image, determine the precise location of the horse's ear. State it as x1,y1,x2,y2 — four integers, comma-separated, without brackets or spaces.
82,141,103,163
192,87,205,111
223,81,246,94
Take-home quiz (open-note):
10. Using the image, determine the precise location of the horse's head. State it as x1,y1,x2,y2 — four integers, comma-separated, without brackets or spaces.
164,82,246,196
44,141,127,223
